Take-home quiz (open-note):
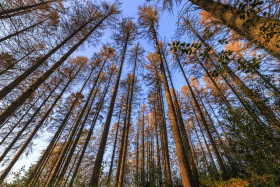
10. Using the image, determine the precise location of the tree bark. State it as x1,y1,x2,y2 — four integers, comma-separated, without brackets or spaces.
188,0,280,60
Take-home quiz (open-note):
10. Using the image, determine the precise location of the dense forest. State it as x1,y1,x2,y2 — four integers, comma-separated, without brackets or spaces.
0,0,279,186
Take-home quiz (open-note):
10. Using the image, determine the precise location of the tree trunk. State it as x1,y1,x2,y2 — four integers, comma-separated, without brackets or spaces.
115,83,131,187
162,47,199,184
89,32,130,186
188,0,280,60
27,68,93,186
106,106,122,187
184,19,280,131
0,0,56,18
0,18,48,43
0,14,110,125
152,27,196,187
46,59,106,186
69,72,112,187
154,108,163,186
117,46,138,187
176,54,227,177
0,78,61,164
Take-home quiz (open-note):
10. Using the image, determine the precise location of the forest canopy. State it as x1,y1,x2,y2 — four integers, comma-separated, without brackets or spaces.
0,0,279,186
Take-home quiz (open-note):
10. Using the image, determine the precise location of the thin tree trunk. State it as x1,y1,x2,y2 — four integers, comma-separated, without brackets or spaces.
117,46,138,187
0,14,110,125
0,18,48,43
0,78,61,164
162,47,199,183
106,105,122,187
27,68,93,186
154,108,162,186
115,83,131,187
175,54,227,177
89,32,130,186
0,0,56,18
152,27,195,187
69,72,112,187
141,111,145,185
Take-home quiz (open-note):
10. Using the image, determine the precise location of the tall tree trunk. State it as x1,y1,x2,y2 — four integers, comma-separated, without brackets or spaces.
0,69,79,180
0,18,48,43
27,68,94,186
46,58,106,186
89,32,130,186
117,46,138,187
0,13,110,125
141,111,145,185
135,118,140,187
106,106,122,187
175,54,227,177
115,83,131,187
162,47,199,183
0,0,57,18
0,78,61,165
69,72,112,187
152,27,196,187
154,108,163,186
188,0,280,60
157,90,172,186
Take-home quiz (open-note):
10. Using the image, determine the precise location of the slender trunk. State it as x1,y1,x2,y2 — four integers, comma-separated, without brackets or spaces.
62,146,83,187
141,111,145,185
162,47,198,183
0,18,48,43
0,0,56,18
154,108,162,186
0,14,110,125
117,47,138,187
106,107,122,187
0,79,61,164
188,0,280,60
69,72,112,187
176,54,227,177
135,120,140,187
27,68,93,186
152,28,195,187
89,32,130,186
157,90,172,186
46,59,106,186
115,83,131,187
